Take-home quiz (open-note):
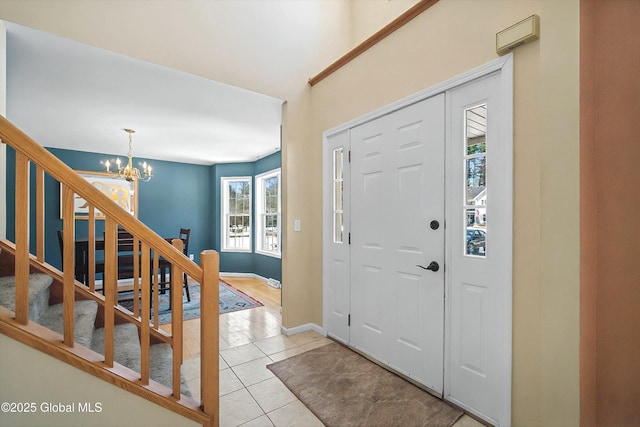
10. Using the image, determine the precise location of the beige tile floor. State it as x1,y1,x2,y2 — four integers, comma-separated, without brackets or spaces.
181,278,485,427
182,330,332,427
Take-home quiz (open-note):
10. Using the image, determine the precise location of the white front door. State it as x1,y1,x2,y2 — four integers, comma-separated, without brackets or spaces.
323,56,513,427
350,94,445,393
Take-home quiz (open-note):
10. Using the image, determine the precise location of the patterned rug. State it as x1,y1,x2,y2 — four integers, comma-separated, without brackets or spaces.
268,342,464,427
118,280,263,324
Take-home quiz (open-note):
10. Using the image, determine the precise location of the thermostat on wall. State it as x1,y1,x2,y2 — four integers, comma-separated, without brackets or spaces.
496,15,540,56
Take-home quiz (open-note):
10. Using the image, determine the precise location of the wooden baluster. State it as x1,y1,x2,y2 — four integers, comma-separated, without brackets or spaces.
200,250,220,426
35,165,45,263
153,251,159,327
133,235,140,315
62,186,76,347
14,152,30,325
87,206,96,293
140,241,151,385
103,218,117,367
171,238,184,398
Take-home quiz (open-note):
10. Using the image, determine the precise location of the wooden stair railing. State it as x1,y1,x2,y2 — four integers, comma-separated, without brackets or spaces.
0,115,219,427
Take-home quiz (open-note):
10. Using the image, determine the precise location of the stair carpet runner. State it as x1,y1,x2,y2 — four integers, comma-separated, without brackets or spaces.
0,273,190,397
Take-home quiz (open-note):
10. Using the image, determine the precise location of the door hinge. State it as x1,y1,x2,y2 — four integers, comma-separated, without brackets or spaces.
348,150,351,162
348,314,351,326
348,233,351,245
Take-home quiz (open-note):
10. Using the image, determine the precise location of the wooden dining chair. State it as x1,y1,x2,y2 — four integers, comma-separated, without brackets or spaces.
179,228,191,302
158,228,192,304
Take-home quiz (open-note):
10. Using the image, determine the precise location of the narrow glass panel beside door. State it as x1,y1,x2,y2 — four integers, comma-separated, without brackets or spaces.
333,148,344,243
464,104,487,257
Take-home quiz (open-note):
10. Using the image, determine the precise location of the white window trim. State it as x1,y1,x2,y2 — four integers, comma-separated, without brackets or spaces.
255,168,281,258
221,176,252,253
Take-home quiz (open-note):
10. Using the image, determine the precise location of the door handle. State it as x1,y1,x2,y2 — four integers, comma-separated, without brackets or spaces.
417,261,440,272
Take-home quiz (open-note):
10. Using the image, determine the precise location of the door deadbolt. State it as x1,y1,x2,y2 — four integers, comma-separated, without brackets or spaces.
430,220,440,230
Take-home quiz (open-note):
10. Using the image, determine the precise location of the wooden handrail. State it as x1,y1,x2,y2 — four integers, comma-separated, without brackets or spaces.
0,115,201,284
0,115,218,426
308,0,439,86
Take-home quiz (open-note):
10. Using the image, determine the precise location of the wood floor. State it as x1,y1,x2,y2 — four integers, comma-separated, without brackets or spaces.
160,275,282,360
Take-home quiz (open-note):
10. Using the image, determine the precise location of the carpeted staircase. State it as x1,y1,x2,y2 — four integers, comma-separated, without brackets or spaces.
0,273,190,396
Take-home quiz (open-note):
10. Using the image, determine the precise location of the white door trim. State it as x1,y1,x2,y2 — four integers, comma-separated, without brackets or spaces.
322,55,513,140
322,54,513,426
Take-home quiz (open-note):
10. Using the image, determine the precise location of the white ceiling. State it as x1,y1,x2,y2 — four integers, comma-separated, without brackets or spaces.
3,21,284,166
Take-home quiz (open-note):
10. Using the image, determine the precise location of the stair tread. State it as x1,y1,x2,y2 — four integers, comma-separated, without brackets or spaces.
0,272,191,399
0,273,52,323
90,328,191,397
150,343,192,397
38,300,98,349
92,323,142,372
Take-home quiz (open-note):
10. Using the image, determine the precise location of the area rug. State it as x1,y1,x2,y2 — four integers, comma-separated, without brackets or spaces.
267,342,464,427
118,280,263,324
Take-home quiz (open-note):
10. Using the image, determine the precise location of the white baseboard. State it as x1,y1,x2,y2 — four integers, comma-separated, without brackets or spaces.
280,323,326,337
220,272,269,283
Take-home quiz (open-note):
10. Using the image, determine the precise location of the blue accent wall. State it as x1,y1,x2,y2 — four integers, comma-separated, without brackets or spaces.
5,147,281,281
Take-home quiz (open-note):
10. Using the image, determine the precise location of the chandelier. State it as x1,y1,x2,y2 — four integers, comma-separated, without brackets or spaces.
103,129,152,182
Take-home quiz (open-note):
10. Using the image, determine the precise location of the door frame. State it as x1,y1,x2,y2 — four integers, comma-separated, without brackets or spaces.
322,54,513,426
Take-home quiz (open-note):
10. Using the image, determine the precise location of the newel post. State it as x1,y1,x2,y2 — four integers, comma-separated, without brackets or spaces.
200,250,219,427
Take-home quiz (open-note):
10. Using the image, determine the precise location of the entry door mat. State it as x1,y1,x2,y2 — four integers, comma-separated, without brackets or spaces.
118,280,263,324
267,342,464,427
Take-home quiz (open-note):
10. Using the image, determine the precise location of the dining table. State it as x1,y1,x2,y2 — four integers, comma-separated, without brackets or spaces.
73,236,177,287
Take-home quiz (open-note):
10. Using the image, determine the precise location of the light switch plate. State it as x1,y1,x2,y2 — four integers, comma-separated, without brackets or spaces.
294,219,301,232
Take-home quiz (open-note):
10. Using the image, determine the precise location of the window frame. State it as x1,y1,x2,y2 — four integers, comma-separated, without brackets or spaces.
221,176,252,253
255,168,281,258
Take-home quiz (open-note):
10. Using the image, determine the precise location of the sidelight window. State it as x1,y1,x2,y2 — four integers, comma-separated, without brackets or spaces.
333,148,344,243
464,104,487,257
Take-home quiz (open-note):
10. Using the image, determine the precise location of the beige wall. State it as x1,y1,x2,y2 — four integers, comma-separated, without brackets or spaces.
0,335,199,426
293,1,579,425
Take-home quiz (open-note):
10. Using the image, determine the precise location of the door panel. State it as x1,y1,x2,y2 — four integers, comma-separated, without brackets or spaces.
351,117,390,361
351,94,445,392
